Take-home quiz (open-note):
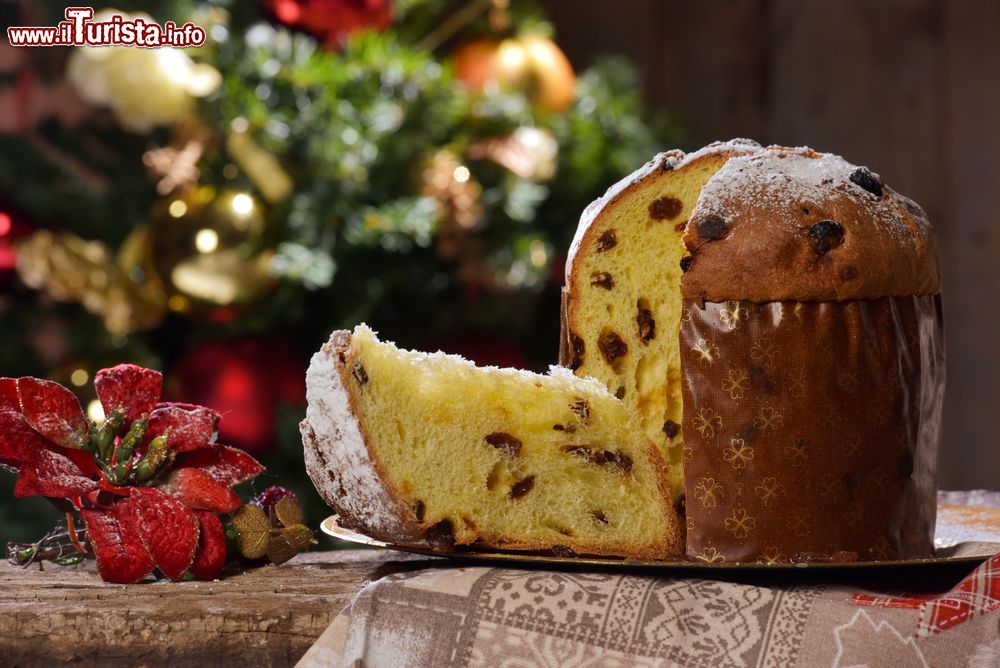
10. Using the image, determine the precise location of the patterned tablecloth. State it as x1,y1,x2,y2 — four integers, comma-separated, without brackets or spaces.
298,491,1000,667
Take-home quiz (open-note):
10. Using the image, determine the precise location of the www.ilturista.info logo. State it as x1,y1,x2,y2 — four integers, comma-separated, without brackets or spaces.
7,7,206,48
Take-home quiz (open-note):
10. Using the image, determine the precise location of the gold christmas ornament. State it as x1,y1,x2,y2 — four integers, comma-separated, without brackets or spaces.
469,126,558,181
420,149,485,262
226,121,294,204
14,228,167,337
66,10,222,133
148,186,275,315
454,34,576,113
143,123,211,195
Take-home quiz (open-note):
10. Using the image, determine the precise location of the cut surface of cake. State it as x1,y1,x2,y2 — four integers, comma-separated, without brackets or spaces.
560,139,761,501
302,325,682,560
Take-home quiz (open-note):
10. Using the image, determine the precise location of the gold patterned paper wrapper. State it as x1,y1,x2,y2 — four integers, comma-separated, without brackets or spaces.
680,295,945,563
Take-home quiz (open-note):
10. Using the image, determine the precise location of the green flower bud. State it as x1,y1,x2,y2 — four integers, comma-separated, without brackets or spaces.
133,434,172,483
90,408,124,462
113,416,147,469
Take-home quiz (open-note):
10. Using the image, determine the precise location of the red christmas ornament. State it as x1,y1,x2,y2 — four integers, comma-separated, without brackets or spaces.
0,198,35,281
263,0,393,48
169,339,305,454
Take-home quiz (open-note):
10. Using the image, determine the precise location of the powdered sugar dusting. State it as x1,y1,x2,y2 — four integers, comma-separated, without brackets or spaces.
301,331,419,541
691,147,918,248
354,325,612,397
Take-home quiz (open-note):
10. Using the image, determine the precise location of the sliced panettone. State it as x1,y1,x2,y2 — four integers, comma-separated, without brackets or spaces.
560,139,762,501
301,325,682,560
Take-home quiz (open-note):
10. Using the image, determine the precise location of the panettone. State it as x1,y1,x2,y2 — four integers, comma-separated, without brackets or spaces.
563,141,944,563
301,325,682,560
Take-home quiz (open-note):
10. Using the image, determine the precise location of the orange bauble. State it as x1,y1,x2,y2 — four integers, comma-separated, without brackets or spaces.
453,35,576,113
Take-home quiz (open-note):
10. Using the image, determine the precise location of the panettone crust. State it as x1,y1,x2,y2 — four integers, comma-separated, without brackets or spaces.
681,145,941,303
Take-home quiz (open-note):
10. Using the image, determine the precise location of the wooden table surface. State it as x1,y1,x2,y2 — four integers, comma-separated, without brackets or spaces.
0,549,440,667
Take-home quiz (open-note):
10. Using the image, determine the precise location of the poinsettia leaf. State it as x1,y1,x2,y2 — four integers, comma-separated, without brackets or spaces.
159,468,241,513
146,404,219,453
189,510,227,581
14,446,99,498
81,507,154,584
63,447,100,478
120,487,199,581
231,503,270,559
0,378,19,412
95,365,162,426
177,446,264,487
0,410,44,466
16,377,88,450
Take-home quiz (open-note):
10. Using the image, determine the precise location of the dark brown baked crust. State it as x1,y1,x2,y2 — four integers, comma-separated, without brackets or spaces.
681,146,941,303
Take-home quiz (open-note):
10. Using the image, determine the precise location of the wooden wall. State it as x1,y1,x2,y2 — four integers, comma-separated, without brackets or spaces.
543,0,1000,490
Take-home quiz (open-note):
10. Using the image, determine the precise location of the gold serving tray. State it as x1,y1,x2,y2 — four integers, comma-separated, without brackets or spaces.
321,503,1000,571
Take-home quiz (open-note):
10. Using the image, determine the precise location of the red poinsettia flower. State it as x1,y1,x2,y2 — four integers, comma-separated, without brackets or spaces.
0,365,264,583
263,0,393,48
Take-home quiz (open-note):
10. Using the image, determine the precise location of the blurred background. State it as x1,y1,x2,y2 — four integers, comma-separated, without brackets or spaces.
0,0,996,544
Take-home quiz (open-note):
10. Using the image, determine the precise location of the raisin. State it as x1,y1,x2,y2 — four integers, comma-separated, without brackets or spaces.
596,230,617,252
590,272,615,290
553,424,565,431
614,386,625,399
649,196,683,220
509,475,535,499
591,509,609,524
679,256,694,272
569,335,585,371
562,445,632,473
562,445,590,460
609,451,633,473
426,519,455,549
413,500,425,522
636,306,656,343
570,399,591,421
663,420,680,439
352,363,369,386
848,167,883,196
484,432,522,457
598,331,628,364
697,214,727,240
806,220,845,254
552,545,577,558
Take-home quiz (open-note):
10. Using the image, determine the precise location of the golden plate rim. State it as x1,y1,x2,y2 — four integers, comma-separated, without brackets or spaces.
320,515,995,571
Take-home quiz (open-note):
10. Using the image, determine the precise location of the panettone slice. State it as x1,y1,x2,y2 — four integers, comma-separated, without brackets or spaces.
560,139,761,501
302,325,682,560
